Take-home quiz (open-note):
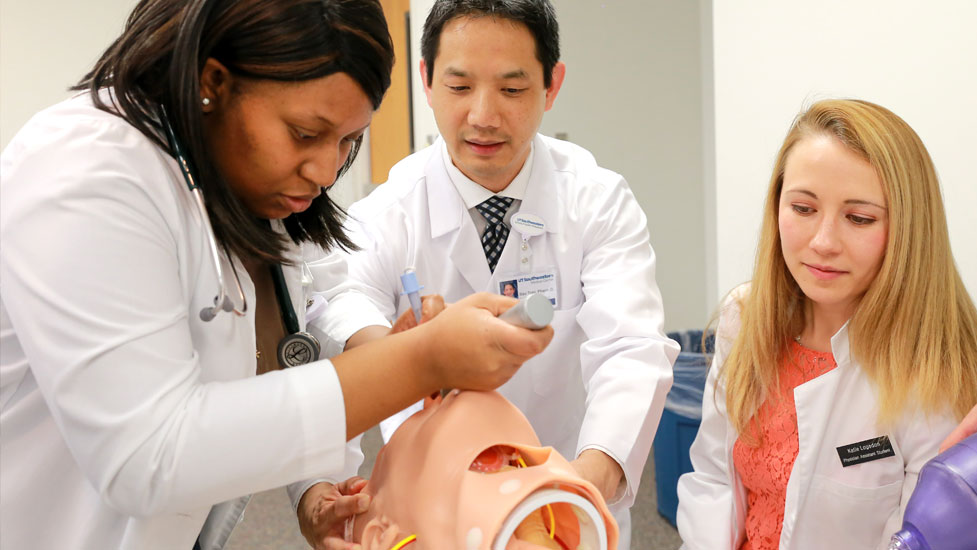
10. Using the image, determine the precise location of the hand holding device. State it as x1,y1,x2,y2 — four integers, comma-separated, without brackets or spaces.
438,294,554,398
418,293,553,394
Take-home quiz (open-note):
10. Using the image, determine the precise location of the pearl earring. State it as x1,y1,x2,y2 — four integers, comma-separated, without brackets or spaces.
202,97,211,106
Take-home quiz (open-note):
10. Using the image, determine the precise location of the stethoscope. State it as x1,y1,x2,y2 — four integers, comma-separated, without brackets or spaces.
161,106,320,367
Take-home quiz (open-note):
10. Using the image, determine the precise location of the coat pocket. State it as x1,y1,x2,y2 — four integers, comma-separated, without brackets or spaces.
795,474,903,549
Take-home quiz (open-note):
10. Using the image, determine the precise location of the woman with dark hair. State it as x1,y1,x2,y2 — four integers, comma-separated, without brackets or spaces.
0,1,552,548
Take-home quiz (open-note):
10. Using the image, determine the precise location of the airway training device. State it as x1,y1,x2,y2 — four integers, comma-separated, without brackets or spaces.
499,293,554,329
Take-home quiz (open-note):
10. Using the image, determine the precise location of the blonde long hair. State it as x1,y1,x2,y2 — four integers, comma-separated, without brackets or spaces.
723,99,977,439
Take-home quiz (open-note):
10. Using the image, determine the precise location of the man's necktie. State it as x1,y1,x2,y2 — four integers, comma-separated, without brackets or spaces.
476,196,514,272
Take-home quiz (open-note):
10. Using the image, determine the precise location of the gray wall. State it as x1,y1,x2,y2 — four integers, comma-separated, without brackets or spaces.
540,1,707,331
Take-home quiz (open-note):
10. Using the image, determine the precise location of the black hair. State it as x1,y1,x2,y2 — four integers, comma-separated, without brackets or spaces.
420,0,560,88
74,0,394,263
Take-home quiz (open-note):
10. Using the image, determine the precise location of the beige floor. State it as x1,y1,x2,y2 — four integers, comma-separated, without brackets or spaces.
225,426,683,550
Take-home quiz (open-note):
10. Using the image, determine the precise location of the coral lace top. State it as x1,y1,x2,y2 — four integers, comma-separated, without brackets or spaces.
732,341,838,550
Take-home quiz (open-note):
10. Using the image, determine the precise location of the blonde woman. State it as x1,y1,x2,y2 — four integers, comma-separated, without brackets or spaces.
676,99,977,550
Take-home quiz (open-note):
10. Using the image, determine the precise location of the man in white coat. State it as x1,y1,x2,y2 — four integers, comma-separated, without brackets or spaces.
341,1,678,545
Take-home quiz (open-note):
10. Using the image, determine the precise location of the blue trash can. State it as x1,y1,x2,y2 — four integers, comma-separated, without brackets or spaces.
654,331,712,527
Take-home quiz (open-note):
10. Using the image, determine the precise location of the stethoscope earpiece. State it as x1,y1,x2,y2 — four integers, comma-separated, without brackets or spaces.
199,294,235,321
199,307,218,322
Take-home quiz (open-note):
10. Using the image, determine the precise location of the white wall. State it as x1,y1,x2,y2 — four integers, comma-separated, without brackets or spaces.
710,1,977,308
0,0,137,148
409,0,709,331
0,0,375,206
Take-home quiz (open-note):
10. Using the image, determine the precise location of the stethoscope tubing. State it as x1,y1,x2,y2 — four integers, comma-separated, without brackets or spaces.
159,105,318,366
160,105,248,321
270,263,301,335
193,187,247,321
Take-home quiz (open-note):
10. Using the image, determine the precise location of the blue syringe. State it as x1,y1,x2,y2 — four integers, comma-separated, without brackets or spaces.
399,268,424,323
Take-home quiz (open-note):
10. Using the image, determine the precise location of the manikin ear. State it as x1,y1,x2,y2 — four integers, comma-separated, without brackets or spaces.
199,58,234,113
543,61,566,112
360,515,402,549
419,58,434,108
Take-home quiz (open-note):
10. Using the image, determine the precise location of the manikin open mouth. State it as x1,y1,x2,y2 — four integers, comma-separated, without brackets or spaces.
346,390,618,550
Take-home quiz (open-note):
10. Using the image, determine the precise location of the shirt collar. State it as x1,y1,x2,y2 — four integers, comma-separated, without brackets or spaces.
442,140,534,209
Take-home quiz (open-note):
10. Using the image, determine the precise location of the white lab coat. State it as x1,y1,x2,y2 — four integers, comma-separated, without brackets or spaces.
341,135,678,533
0,93,386,549
676,289,958,550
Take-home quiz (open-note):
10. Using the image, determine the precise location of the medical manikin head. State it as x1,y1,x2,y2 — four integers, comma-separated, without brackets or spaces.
348,390,618,550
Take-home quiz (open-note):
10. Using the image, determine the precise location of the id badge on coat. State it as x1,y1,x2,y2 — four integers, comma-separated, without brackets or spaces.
498,212,558,306
496,267,559,308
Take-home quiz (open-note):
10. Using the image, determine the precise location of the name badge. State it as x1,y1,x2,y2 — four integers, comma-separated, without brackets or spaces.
497,267,559,308
511,212,546,274
836,436,896,467
511,213,546,236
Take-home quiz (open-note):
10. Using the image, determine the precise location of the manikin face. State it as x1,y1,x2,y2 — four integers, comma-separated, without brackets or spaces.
202,62,373,219
349,390,618,550
779,135,889,320
421,16,565,193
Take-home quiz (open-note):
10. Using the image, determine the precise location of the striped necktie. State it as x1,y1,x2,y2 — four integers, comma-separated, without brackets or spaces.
475,196,514,272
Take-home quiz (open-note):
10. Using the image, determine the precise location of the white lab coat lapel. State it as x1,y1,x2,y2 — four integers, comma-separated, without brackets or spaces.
516,135,564,236
784,338,849,547
427,146,491,294
488,135,564,289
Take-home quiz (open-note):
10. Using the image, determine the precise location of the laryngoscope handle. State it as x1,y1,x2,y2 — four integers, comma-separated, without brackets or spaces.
498,293,554,330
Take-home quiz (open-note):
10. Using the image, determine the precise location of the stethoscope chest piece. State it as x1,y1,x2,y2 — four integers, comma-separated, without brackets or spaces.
277,331,320,368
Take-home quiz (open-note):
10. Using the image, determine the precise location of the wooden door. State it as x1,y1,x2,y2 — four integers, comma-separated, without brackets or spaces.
370,0,412,184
